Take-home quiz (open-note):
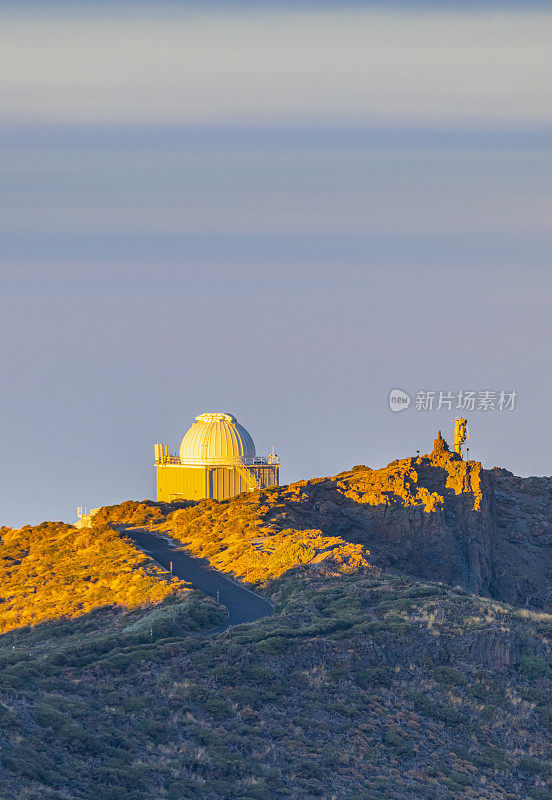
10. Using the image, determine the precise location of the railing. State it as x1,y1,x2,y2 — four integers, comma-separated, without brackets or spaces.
155,454,280,467
155,455,183,465
235,463,261,491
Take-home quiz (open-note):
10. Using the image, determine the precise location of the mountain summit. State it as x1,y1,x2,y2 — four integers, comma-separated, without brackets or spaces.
148,434,552,609
2,439,552,799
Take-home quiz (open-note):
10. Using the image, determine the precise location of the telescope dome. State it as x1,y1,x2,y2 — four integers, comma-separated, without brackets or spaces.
179,412,256,465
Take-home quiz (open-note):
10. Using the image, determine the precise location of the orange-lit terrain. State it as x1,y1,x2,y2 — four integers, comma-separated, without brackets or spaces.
152,432,552,610
165,497,371,583
0,522,187,633
1,449,552,800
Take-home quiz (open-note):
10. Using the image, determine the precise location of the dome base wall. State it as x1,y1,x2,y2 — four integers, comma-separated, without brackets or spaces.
156,463,279,502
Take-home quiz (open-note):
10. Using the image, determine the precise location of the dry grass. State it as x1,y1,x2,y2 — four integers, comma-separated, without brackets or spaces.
164,498,371,583
0,522,187,633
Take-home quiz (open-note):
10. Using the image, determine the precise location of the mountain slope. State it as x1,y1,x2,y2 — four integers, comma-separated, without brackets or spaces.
1,565,552,800
2,442,552,799
154,432,552,608
0,521,189,632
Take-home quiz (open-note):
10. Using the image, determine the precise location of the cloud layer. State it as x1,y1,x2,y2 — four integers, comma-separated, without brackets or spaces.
1,4,551,525
2,8,551,124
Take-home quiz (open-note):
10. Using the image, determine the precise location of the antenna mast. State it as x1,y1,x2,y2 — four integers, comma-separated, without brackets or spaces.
453,417,468,458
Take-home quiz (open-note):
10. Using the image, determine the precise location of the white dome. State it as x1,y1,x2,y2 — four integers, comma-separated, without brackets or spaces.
179,412,256,465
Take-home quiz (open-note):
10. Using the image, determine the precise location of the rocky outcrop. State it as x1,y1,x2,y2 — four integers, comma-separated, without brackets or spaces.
249,435,552,609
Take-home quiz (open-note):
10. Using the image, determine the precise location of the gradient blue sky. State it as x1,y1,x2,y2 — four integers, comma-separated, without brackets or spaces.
1,2,551,526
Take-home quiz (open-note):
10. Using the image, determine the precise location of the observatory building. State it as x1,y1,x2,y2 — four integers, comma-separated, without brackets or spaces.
155,412,280,502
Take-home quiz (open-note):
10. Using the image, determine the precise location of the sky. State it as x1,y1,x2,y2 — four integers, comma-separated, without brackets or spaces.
1,1,551,526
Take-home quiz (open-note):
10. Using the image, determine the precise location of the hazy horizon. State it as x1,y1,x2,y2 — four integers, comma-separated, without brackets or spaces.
1,2,551,526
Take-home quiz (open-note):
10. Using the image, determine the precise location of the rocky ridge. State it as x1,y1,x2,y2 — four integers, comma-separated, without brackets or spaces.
162,431,552,609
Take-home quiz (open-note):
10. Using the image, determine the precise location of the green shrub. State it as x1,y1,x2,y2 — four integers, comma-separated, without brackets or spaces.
0,703,19,730
123,597,221,637
404,586,445,598
433,666,467,687
35,703,66,730
518,757,551,775
447,770,471,786
327,668,345,683
354,667,393,689
204,697,232,719
535,706,552,727
528,788,552,800
382,731,414,757
468,683,489,702
522,687,549,703
471,746,507,769
256,636,291,654
411,692,469,728
518,651,550,679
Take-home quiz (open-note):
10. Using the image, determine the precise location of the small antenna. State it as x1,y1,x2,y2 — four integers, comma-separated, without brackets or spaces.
453,418,468,458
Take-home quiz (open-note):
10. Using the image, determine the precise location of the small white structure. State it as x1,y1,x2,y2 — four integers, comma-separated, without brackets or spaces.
75,507,100,529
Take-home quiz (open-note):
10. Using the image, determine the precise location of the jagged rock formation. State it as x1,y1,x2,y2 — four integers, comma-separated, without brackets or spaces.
248,441,550,609
158,433,552,610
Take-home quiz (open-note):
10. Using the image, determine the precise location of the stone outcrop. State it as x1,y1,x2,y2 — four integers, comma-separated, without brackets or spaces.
249,438,552,609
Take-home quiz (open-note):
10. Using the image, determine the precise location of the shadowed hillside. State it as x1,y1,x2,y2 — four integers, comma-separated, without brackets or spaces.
2,565,552,799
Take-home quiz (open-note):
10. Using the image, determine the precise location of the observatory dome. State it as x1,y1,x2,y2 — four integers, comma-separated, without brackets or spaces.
179,412,256,465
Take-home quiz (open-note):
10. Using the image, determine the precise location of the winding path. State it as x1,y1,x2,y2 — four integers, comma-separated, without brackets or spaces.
123,527,273,629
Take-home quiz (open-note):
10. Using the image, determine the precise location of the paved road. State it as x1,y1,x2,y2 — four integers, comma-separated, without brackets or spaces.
123,527,273,628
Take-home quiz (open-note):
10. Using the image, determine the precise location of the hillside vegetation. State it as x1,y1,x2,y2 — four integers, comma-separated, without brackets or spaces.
0,521,190,633
165,492,371,583
1,564,552,799
126,433,552,609
3,440,552,799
